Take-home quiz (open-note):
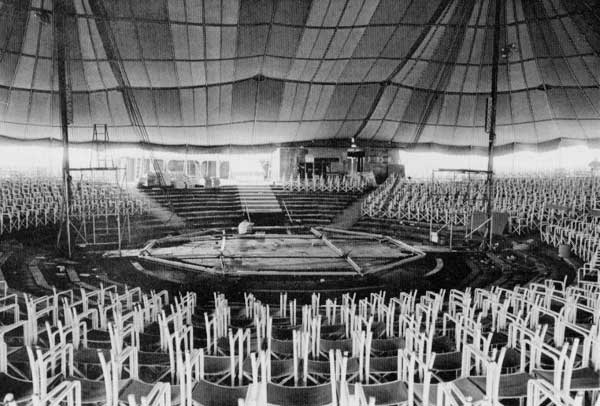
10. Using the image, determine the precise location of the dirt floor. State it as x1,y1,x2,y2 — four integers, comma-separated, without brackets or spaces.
1,224,577,307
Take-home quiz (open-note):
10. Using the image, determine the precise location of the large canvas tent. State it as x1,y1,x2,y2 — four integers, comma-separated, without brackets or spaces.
0,0,599,153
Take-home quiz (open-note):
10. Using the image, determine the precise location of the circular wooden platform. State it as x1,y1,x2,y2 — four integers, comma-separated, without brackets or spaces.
115,227,425,277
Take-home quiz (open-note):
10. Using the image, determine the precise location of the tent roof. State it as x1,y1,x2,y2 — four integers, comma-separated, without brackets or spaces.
0,0,599,152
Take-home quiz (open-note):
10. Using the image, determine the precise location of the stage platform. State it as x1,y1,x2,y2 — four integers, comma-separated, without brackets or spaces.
108,227,425,277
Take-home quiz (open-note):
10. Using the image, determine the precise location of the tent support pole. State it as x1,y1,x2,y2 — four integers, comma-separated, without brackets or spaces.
55,0,73,258
485,0,503,251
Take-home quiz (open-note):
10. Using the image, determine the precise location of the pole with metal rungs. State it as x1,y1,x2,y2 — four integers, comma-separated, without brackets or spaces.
485,0,503,250
55,0,73,257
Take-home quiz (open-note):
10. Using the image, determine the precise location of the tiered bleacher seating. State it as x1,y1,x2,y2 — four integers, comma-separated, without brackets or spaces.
360,174,600,257
140,185,365,228
1,249,599,406
267,186,363,225
0,176,147,237
141,187,244,229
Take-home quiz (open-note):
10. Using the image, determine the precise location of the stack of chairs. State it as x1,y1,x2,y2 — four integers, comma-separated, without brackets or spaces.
0,272,181,406
64,256,597,406
361,176,485,230
202,281,600,406
1,176,63,235
540,215,600,263
4,249,600,406
361,174,600,251
70,180,147,222
578,249,600,283
0,175,148,236
283,174,370,194
360,174,401,219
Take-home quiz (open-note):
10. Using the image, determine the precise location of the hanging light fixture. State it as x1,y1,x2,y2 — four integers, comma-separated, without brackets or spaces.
346,137,365,158
500,43,517,59
297,145,308,163
35,10,51,24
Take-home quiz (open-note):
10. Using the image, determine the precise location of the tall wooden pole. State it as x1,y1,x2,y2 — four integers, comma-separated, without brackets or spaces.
486,0,503,250
55,0,72,257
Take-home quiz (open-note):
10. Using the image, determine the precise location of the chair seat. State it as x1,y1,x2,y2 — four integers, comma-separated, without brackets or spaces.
267,382,333,406
537,367,600,391
469,372,531,399
80,378,181,404
244,357,296,379
451,377,487,404
192,380,248,406
119,380,181,404
74,348,110,364
433,351,462,371
369,356,398,374
320,324,345,339
80,378,112,403
371,337,404,354
497,372,531,398
361,380,408,406
534,369,560,387
501,347,522,370
138,351,171,365
270,338,294,355
414,383,438,406
7,346,32,363
320,338,352,353
570,367,600,390
271,325,301,340
431,335,455,353
203,355,234,376
0,372,32,401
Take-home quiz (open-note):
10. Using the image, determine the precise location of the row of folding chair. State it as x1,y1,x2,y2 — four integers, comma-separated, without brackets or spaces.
0,175,148,236
283,174,370,193
362,175,600,252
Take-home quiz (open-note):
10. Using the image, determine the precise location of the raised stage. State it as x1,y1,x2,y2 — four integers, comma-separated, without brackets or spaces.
108,227,425,277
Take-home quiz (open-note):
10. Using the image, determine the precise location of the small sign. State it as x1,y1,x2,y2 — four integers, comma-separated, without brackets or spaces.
484,96,492,134
430,232,439,244
66,72,73,125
